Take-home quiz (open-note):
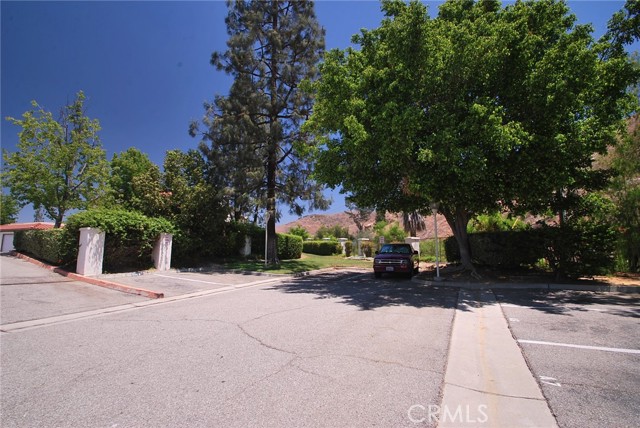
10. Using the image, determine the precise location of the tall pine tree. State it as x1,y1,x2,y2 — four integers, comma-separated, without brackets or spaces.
191,0,328,263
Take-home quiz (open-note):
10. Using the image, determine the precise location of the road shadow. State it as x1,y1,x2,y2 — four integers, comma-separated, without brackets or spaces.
495,289,640,318
268,271,460,311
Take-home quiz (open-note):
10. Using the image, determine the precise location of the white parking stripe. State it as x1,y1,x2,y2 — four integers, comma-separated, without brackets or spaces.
519,339,640,354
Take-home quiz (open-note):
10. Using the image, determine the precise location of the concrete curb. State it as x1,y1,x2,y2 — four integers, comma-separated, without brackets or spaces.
439,289,558,427
412,276,640,293
10,252,164,299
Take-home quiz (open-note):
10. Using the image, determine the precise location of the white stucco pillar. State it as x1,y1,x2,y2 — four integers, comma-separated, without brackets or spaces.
152,233,173,271
337,238,348,255
76,227,105,276
240,235,252,257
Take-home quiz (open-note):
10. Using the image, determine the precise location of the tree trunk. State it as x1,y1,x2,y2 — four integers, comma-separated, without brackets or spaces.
54,210,64,229
265,3,279,265
266,157,278,264
443,207,475,273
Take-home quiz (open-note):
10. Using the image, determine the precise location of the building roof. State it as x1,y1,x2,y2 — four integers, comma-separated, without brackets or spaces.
0,222,56,232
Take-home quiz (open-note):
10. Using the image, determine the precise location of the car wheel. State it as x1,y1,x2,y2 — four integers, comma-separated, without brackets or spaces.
374,272,382,279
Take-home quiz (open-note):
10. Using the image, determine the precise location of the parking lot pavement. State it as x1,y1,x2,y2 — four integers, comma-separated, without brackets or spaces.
99,269,285,298
0,255,148,325
497,290,640,428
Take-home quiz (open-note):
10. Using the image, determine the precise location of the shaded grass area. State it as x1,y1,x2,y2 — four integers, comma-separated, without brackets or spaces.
219,253,373,274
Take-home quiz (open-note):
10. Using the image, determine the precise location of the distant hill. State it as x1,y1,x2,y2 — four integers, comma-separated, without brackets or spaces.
277,211,452,240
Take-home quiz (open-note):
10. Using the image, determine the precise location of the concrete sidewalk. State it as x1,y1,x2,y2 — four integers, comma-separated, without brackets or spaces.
439,289,558,427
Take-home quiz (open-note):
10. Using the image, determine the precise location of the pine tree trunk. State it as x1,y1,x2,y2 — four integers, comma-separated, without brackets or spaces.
266,157,278,264
265,2,279,266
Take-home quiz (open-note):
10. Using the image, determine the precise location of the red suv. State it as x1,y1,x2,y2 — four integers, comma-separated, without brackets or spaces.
373,243,419,278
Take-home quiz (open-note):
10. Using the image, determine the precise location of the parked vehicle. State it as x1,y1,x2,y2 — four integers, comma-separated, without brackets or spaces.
373,243,419,279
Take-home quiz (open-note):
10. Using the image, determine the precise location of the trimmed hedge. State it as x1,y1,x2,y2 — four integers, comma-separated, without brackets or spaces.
14,229,66,265
243,227,302,260
277,233,303,260
303,240,342,256
445,231,542,269
63,209,175,273
360,240,375,257
539,221,616,279
445,226,616,277
345,240,353,257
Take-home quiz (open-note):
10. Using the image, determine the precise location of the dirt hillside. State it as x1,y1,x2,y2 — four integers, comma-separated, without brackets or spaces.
277,211,452,239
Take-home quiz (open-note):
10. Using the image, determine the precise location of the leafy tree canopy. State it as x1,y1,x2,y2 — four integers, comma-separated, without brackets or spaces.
106,147,157,209
3,91,108,227
0,193,19,225
307,0,639,270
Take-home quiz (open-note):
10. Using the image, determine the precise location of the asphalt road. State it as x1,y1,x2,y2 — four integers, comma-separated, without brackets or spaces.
1,263,457,427
2,255,639,428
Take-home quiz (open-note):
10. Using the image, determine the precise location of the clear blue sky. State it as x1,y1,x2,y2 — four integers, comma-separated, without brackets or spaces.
1,1,636,225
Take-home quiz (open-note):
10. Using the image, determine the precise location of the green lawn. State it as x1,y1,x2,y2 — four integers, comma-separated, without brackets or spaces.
220,253,373,274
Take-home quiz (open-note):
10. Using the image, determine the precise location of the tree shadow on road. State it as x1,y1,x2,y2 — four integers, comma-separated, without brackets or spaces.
495,289,640,318
267,271,460,311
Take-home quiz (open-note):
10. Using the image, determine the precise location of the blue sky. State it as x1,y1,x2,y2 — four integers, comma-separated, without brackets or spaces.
1,1,637,225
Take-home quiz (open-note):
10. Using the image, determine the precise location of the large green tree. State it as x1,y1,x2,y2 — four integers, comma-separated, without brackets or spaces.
307,0,638,271
3,91,108,228
106,147,157,210
190,0,328,263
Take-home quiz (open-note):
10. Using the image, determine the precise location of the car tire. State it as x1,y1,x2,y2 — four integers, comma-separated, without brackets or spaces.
374,272,382,279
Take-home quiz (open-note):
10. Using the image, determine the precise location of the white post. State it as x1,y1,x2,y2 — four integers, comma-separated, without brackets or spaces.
338,238,348,255
76,227,105,276
152,233,173,271
240,235,251,257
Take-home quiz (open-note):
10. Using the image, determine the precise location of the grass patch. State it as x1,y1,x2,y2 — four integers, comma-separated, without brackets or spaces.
219,253,372,274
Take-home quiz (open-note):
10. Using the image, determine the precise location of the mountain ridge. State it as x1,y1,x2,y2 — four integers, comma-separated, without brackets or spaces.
277,210,452,240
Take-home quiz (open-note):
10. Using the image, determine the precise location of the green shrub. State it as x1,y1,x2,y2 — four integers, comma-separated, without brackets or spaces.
288,225,310,241
243,229,303,260
419,238,447,262
539,221,616,279
469,231,542,268
446,223,616,277
303,240,342,256
360,240,374,257
316,225,350,239
539,193,618,279
63,209,175,272
445,231,542,268
14,229,66,264
277,233,303,259
467,213,530,233
444,236,460,263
